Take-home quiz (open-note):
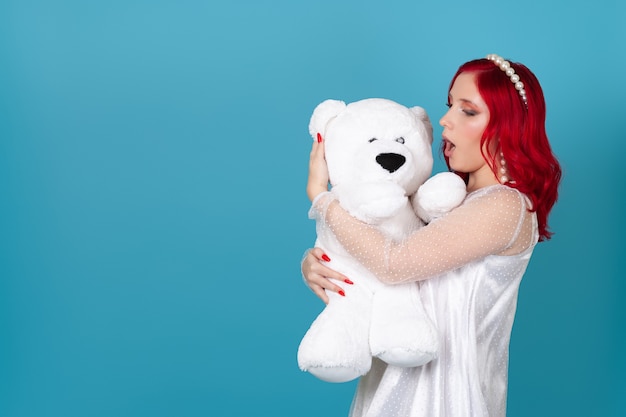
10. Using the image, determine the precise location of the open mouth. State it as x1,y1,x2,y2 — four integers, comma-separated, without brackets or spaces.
443,139,456,157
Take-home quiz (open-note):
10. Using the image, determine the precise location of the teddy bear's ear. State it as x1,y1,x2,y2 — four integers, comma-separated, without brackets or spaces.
308,99,346,140
409,105,433,144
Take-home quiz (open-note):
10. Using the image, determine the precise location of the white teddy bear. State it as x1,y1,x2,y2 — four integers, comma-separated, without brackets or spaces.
298,98,467,383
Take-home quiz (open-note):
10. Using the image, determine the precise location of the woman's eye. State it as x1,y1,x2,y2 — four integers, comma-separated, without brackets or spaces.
368,138,378,143
395,137,405,144
462,109,477,116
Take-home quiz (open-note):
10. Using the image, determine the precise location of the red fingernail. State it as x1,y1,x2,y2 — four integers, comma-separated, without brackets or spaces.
344,279,354,285
338,290,345,297
321,254,331,262
317,133,323,143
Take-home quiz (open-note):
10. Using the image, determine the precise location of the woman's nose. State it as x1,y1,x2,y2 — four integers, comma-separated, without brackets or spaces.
439,114,449,128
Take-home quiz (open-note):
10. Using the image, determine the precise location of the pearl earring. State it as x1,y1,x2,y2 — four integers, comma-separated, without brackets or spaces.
499,152,509,183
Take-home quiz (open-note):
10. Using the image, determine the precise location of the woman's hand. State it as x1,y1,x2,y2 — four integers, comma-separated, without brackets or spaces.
302,248,353,304
307,134,330,202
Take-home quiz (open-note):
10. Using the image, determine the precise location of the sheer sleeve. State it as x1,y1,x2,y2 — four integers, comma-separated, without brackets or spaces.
310,185,532,284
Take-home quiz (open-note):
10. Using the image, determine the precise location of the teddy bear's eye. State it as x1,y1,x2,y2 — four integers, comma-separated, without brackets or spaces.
396,137,405,144
368,138,378,143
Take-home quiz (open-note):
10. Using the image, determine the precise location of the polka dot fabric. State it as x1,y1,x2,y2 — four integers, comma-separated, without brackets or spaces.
311,185,534,284
309,184,539,417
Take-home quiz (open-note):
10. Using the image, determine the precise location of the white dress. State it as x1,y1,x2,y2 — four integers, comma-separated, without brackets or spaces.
311,184,538,417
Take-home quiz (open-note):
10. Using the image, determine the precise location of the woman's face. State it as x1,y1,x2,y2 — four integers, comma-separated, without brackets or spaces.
439,72,491,177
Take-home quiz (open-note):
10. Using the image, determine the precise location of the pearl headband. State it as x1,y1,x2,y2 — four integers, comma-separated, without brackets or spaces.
486,54,527,107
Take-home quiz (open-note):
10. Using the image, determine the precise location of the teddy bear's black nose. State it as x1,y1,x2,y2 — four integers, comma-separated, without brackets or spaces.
376,153,406,173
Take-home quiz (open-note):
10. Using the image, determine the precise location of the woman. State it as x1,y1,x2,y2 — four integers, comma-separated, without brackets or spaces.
302,55,562,416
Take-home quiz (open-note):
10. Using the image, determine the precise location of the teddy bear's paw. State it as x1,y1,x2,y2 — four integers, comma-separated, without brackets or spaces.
298,336,372,383
375,346,437,368
333,181,408,223
369,284,439,367
297,298,373,383
413,172,467,223
303,364,370,383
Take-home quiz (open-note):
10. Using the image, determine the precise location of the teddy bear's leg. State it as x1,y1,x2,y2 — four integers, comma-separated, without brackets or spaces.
297,279,374,383
369,283,438,367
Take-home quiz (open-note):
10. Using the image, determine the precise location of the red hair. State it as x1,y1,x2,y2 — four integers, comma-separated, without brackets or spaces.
442,58,562,241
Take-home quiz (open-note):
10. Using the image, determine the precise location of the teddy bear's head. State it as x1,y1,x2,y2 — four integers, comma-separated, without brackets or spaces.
309,98,434,196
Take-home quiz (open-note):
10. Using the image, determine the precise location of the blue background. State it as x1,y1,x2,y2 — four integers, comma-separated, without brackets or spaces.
1,0,624,416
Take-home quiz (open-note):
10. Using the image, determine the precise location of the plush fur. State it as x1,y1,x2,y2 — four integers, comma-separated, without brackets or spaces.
298,98,466,383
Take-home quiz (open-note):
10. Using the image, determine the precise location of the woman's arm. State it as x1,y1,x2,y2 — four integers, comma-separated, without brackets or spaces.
307,137,329,202
312,186,531,284
305,132,531,284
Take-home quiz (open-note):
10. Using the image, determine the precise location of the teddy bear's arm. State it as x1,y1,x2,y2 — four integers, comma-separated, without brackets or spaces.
312,186,532,284
412,172,467,223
